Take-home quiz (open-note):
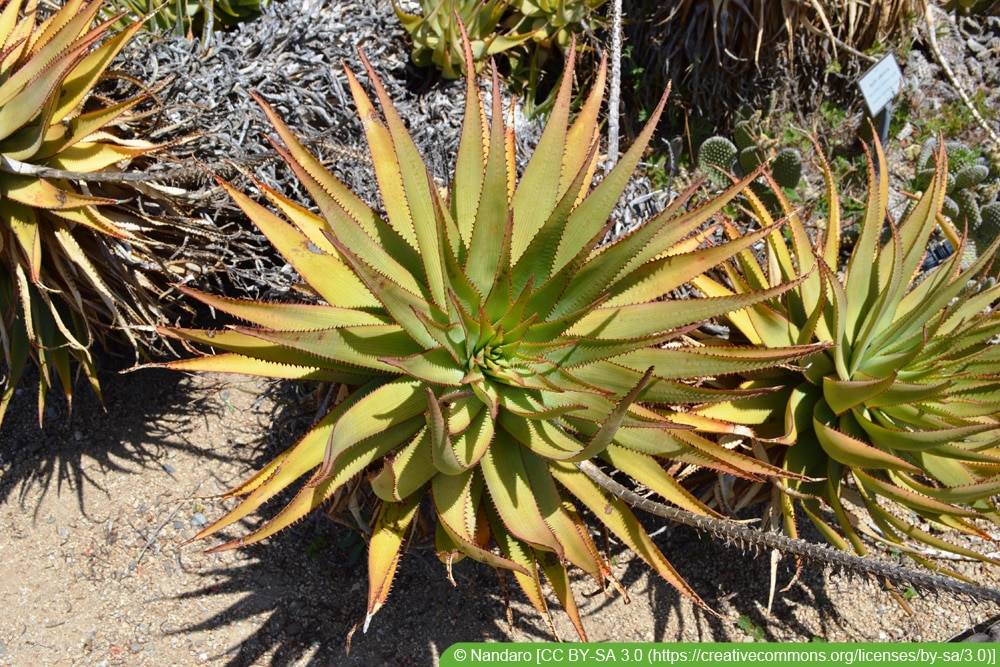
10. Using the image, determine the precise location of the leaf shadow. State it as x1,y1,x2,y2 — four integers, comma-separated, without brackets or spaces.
0,353,244,520
170,514,519,666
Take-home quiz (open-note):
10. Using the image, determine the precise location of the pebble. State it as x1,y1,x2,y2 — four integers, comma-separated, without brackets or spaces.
57,528,69,537
173,520,185,530
191,513,208,527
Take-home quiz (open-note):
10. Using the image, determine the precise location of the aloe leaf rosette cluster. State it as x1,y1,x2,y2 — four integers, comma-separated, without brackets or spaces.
164,40,817,636
696,140,1000,573
0,0,166,423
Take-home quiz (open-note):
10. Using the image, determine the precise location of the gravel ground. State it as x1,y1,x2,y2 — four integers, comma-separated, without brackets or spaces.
2,1,1000,665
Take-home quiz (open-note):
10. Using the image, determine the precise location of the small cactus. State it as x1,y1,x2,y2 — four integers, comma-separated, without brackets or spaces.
954,163,990,190
772,148,803,189
973,201,1000,276
738,144,767,176
956,187,983,231
733,119,756,150
911,138,999,266
943,195,962,221
976,201,1000,248
698,136,738,187
697,110,803,202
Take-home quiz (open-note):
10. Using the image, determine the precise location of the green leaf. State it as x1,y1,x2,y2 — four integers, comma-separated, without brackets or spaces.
466,68,512,296
354,52,447,306
366,494,422,629
232,324,420,374
823,375,896,415
371,427,434,502
568,367,654,461
602,444,718,517
433,468,529,574
323,232,443,349
178,285,386,330
549,86,669,274
450,28,486,249
481,436,564,556
568,278,804,340
613,344,824,380
813,402,921,473
549,461,704,606
843,140,888,345
853,469,978,518
216,179,376,308
382,347,466,386
160,352,365,384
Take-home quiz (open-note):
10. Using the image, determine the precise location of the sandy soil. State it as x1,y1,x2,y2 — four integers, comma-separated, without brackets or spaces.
0,363,998,667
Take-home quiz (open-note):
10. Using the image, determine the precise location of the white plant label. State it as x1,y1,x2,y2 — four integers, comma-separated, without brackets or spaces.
858,53,903,116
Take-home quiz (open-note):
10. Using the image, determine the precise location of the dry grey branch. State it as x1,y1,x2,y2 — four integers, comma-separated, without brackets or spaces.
576,460,1000,605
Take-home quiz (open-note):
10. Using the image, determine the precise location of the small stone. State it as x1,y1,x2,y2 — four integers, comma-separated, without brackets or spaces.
173,520,185,530
191,513,207,527
162,463,176,474
57,528,69,537
130,643,143,652
74,430,83,441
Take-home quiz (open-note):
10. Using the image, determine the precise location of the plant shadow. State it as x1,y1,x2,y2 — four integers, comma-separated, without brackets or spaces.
172,512,525,666
0,353,244,520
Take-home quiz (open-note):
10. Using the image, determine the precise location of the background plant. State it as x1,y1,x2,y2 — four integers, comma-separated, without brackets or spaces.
696,109,803,211
623,0,922,138
694,139,1000,581
0,0,198,424
394,0,604,114
161,37,820,638
393,0,532,79
909,137,999,269
101,0,271,40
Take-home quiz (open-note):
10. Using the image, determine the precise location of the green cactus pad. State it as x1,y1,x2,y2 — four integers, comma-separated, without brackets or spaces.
914,167,936,191
698,136,738,187
977,202,1000,245
943,195,961,221
954,164,990,190
917,137,937,170
772,148,802,189
733,119,756,151
956,187,982,230
738,145,767,176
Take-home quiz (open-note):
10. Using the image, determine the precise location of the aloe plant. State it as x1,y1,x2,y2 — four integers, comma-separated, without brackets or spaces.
695,139,1000,577
0,0,170,424
394,0,532,78
162,36,819,638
